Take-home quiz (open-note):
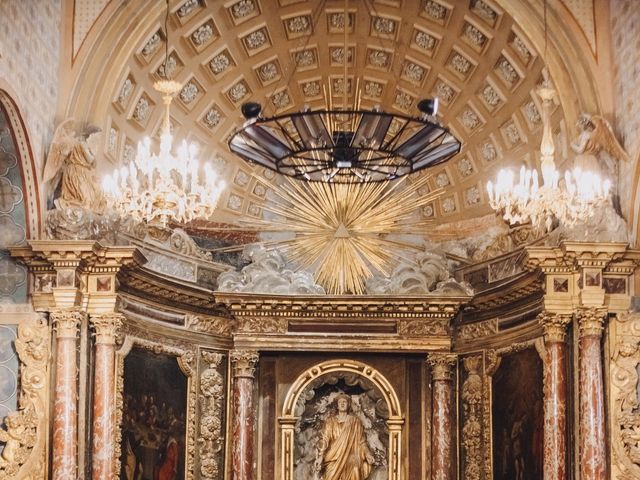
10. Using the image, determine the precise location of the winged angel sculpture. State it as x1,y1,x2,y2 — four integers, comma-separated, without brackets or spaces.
571,113,629,175
42,119,105,213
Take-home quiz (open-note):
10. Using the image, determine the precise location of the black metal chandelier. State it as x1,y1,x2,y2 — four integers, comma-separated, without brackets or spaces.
228,99,461,183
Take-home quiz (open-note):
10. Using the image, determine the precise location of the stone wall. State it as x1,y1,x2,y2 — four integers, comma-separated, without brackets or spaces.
610,0,640,223
0,0,62,167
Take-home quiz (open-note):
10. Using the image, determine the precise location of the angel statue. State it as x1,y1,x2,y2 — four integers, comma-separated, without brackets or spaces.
571,113,629,176
42,120,106,213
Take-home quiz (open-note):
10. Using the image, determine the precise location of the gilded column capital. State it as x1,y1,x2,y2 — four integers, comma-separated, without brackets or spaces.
90,313,124,345
50,309,84,339
230,349,259,378
577,307,607,338
538,311,572,343
427,352,457,381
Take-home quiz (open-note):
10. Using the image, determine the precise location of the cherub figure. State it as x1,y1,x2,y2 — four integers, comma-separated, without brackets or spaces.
42,120,105,213
0,411,28,464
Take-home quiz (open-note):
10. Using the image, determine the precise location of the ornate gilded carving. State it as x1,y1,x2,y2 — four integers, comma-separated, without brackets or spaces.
90,313,123,345
184,314,232,336
197,351,226,479
539,311,572,343
230,350,259,378
462,355,483,480
427,353,457,381
457,319,498,341
235,316,287,334
0,315,50,479
398,318,449,336
610,311,640,478
461,351,498,480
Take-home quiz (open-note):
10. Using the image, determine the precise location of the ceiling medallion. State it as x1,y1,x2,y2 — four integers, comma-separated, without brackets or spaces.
228,99,461,183
238,175,443,294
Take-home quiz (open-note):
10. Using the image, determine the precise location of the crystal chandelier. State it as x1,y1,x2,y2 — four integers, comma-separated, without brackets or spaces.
486,0,610,232
103,81,225,228
486,80,611,232
102,1,225,228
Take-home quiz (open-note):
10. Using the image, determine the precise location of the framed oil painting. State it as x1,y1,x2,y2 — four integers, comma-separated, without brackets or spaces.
120,347,188,480
492,347,544,480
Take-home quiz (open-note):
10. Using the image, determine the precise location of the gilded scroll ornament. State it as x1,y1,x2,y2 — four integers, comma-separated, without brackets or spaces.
235,316,287,334
610,312,640,478
397,319,448,336
185,314,232,336
0,316,50,480
198,351,226,479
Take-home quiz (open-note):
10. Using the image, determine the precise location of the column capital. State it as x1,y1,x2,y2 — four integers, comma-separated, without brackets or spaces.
90,313,124,345
51,309,84,339
538,311,572,343
577,307,607,338
230,349,259,378
427,352,457,381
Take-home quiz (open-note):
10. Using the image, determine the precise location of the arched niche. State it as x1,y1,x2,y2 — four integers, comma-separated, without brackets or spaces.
0,89,40,240
280,359,404,480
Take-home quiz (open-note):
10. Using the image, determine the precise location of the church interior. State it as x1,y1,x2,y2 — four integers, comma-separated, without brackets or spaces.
1,0,640,479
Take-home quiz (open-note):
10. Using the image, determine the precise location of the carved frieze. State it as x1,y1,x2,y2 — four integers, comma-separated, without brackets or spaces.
457,319,498,341
398,318,449,336
235,316,287,334
185,314,232,336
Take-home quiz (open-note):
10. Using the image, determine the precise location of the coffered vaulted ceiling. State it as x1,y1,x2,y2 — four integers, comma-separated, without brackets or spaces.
103,0,565,228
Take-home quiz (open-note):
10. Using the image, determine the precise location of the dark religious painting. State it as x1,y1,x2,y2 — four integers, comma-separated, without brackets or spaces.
120,347,188,480
492,348,543,480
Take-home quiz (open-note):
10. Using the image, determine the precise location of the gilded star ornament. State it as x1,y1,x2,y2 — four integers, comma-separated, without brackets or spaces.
240,175,443,294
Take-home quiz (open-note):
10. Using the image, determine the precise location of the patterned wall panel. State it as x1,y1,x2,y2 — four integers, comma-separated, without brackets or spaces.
0,0,61,165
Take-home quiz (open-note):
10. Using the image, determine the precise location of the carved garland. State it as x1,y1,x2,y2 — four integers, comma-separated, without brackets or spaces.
610,311,640,478
197,351,226,479
0,315,50,480
461,351,499,480
114,326,197,480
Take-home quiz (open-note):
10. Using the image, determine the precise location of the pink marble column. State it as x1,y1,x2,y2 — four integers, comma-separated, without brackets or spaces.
427,353,457,480
539,312,571,480
90,313,124,480
231,350,259,480
51,309,83,480
577,308,607,480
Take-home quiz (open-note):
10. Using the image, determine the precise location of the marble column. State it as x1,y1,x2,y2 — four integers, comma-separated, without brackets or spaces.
51,309,83,480
539,312,571,480
577,308,607,480
231,349,259,480
90,313,123,480
427,353,457,480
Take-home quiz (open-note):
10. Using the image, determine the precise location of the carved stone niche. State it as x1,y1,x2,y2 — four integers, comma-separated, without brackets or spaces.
279,359,404,480
610,312,640,478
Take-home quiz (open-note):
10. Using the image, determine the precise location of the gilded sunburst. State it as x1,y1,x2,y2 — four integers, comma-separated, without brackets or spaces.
239,175,443,294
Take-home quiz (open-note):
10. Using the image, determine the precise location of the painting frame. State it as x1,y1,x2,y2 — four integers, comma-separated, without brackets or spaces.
115,330,197,480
